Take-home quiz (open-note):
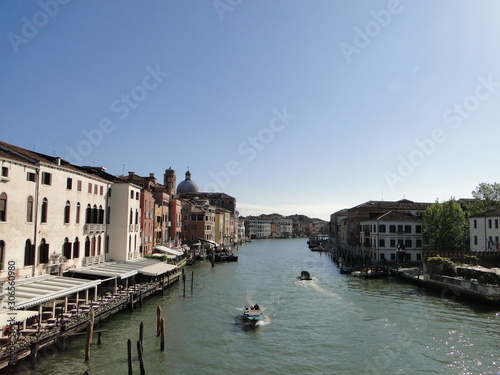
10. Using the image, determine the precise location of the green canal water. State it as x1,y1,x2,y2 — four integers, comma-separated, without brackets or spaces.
21,239,500,374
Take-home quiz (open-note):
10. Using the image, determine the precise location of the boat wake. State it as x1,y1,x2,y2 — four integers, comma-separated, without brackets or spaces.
295,277,343,300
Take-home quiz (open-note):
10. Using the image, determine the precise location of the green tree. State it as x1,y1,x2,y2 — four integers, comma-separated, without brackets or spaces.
469,182,500,215
423,199,466,251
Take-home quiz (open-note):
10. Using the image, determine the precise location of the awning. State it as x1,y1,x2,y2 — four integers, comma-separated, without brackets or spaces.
4,275,102,309
0,309,38,329
139,262,177,277
69,259,178,279
154,246,184,256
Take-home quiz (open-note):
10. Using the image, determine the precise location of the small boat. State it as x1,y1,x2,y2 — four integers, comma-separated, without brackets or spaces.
300,270,312,280
242,305,263,325
224,254,238,262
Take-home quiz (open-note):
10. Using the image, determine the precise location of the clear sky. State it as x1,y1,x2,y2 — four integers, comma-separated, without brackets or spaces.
2,1,500,220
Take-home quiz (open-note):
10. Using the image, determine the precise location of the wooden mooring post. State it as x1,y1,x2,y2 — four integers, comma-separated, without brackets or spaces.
160,317,165,351
139,322,144,348
156,306,162,336
127,339,133,375
137,341,145,375
191,271,194,293
85,308,95,362
182,270,186,298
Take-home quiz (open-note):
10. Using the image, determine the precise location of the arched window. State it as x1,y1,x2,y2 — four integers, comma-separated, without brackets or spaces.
85,237,90,257
76,203,81,224
0,240,4,270
73,237,80,259
63,237,72,259
41,198,48,223
91,236,96,256
64,201,71,224
105,235,109,254
97,236,101,255
135,209,139,225
26,196,34,223
92,205,98,224
24,239,34,266
86,204,91,224
98,205,104,224
0,193,7,222
129,209,133,225
39,238,49,264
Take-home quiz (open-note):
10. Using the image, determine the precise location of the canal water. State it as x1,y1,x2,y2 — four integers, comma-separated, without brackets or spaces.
27,239,500,374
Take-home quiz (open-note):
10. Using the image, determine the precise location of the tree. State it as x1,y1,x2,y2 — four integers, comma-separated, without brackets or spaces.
469,182,500,215
423,199,466,251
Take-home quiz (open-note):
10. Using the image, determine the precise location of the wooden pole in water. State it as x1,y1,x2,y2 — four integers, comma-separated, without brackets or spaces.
85,308,95,361
139,321,144,348
160,317,165,351
127,339,133,375
191,271,194,292
30,342,37,369
137,341,146,375
156,306,161,336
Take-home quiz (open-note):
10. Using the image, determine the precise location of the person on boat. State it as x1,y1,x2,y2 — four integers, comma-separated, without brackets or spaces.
254,303,259,310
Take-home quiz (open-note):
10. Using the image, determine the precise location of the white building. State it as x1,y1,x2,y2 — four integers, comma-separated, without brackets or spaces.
245,219,271,239
469,209,500,252
79,166,143,262
271,218,293,238
0,142,110,278
359,211,424,262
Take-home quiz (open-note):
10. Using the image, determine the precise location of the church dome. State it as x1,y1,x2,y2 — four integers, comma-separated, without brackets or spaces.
177,170,199,194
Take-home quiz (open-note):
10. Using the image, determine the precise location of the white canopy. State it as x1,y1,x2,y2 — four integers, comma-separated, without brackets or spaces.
0,309,38,329
154,245,184,256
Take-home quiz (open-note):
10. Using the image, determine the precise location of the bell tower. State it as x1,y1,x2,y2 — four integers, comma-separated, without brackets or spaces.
164,167,176,193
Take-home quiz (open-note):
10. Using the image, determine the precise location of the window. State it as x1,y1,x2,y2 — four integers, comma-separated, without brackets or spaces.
24,239,35,266
107,206,111,224
41,198,48,223
416,225,422,233
88,183,92,194
39,239,49,264
416,239,422,247
85,204,92,224
0,240,4,270
390,239,396,247
379,239,385,247
397,225,403,233
27,172,36,182
379,224,386,233
135,210,139,225
405,239,412,248
94,184,98,194
136,192,139,200
496,219,499,229
100,186,103,195
130,191,134,199
85,237,90,257
0,193,7,222
489,219,492,229
64,201,71,224
474,236,478,245
1,167,8,177
76,203,81,224
67,178,73,190
73,238,80,258
130,209,133,225
26,196,34,222
42,172,51,185
474,219,477,229
404,225,412,233
389,225,396,233
77,180,82,191
63,238,72,259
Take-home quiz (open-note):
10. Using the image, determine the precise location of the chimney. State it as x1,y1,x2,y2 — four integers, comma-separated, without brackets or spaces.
149,173,155,178
128,172,134,180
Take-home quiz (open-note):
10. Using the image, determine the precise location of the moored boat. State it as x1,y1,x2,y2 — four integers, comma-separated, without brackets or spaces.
242,304,263,325
300,270,312,280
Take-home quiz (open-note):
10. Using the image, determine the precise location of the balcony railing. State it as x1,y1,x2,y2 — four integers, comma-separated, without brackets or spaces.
83,224,106,234
82,254,105,267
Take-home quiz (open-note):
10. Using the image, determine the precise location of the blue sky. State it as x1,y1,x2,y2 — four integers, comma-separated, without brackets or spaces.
2,0,500,220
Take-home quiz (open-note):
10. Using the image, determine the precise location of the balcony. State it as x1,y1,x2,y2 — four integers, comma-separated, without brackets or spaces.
82,254,105,267
83,224,106,234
